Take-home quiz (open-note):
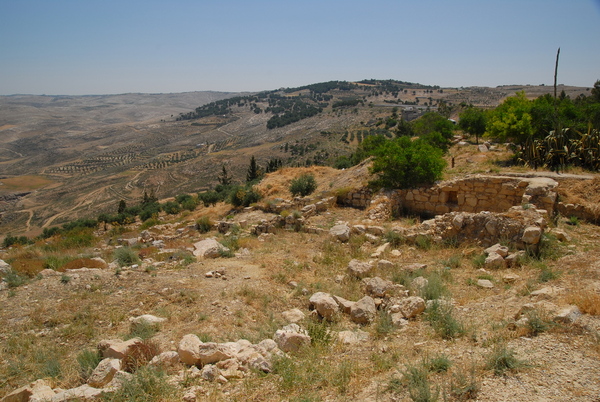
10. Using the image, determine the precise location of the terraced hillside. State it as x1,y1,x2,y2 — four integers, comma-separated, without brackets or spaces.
0,81,590,237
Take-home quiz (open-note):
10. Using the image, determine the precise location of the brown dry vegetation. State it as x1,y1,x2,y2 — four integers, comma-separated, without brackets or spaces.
1,155,600,401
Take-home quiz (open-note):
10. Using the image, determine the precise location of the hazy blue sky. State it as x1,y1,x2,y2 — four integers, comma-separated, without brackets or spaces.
1,0,599,95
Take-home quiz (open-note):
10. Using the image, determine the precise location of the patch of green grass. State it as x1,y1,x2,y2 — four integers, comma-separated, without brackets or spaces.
370,351,400,372
415,235,432,251
127,321,159,340
537,264,561,283
139,218,160,230
419,271,449,301
306,319,334,347
425,300,464,340
43,255,75,270
77,349,103,381
485,344,528,376
384,230,405,247
375,310,394,336
402,363,439,402
425,355,452,373
471,254,486,268
441,254,461,269
102,366,175,401
524,309,556,336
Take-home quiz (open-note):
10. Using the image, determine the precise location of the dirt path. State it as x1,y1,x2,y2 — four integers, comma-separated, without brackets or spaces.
42,186,109,228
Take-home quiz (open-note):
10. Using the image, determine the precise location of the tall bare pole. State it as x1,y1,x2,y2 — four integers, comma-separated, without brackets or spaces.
554,47,560,99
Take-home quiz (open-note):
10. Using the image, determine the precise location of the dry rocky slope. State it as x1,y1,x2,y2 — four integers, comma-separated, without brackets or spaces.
0,83,590,238
1,157,599,401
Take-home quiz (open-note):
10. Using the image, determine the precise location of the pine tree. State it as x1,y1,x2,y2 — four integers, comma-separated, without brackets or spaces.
246,156,261,182
218,165,232,186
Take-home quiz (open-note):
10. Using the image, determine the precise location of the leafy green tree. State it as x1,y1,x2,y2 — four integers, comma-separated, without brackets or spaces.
487,91,533,144
458,106,487,144
412,112,455,146
395,118,414,137
369,136,446,189
198,191,220,207
592,80,600,102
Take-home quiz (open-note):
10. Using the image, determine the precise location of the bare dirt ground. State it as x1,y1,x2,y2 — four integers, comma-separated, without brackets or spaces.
1,158,599,401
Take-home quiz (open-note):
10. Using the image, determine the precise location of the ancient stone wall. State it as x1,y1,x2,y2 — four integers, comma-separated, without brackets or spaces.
337,188,372,209
342,175,558,217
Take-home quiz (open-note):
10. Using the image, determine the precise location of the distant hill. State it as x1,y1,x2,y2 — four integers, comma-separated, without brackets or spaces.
0,81,591,236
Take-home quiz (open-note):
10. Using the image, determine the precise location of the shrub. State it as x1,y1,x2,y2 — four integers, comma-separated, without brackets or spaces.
3,235,31,248
450,363,480,400
524,309,555,336
196,216,213,233
4,271,28,288
306,320,333,346
538,264,560,282
402,363,439,402
485,344,528,376
289,174,318,197
229,186,262,207
161,201,181,215
425,300,464,340
375,310,394,336
113,247,140,267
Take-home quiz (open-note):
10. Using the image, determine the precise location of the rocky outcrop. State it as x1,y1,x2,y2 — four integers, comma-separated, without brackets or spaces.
193,238,229,258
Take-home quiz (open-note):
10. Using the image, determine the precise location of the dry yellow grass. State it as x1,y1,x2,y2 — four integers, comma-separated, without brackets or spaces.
0,175,55,192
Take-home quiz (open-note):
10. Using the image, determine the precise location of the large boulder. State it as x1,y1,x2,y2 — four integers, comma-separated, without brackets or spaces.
88,358,121,388
193,238,229,258
332,295,355,314
485,244,509,258
99,338,143,359
281,308,305,323
553,305,582,324
148,351,181,369
1,379,54,402
309,292,339,320
347,259,373,279
398,296,426,319
330,224,350,242
350,296,377,324
178,334,203,365
485,252,505,269
337,330,370,345
522,226,543,245
196,343,236,365
51,384,104,401
273,324,311,353
0,259,11,274
363,277,395,298
129,314,166,326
